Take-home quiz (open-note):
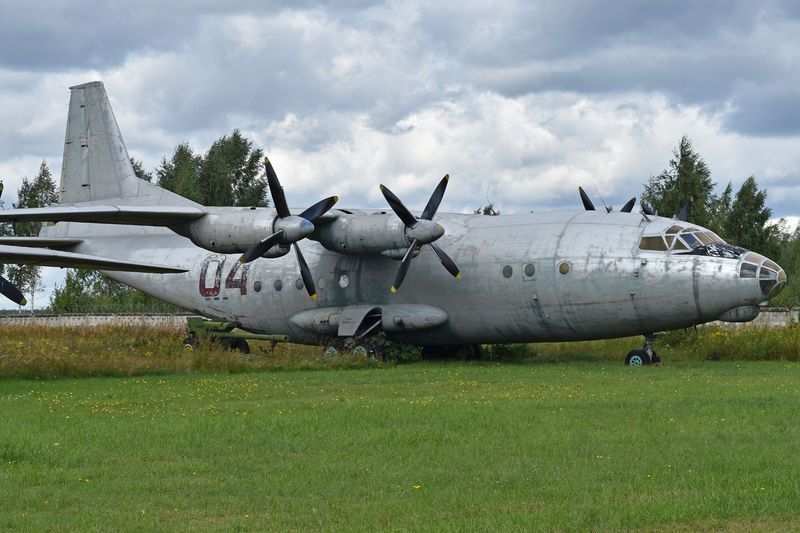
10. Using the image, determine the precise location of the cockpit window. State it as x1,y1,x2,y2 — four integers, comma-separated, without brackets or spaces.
739,263,757,278
680,232,701,249
639,224,726,253
638,236,668,251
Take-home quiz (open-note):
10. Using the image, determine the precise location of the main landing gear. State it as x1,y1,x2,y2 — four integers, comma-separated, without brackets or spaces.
625,333,663,366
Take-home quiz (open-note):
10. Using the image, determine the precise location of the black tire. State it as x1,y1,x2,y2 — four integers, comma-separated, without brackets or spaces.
625,349,651,366
230,338,250,354
182,336,198,350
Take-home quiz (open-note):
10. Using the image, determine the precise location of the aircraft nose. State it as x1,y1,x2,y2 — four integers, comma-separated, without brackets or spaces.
738,252,787,299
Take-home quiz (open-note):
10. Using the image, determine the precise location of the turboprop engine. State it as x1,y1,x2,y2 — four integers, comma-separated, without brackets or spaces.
177,208,290,257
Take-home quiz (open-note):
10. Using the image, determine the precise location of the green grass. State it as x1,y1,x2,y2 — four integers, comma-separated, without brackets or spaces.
2,361,800,531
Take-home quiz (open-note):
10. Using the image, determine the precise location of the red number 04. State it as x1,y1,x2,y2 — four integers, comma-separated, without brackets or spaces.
199,255,251,297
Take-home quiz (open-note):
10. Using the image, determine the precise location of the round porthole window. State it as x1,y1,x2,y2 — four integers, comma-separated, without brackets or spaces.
502,265,513,278
274,279,283,291
295,278,304,290
253,280,262,293
524,263,535,277
338,274,350,288
559,262,570,275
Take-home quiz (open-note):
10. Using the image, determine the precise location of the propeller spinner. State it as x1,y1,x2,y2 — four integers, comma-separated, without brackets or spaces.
239,157,338,300
380,175,461,292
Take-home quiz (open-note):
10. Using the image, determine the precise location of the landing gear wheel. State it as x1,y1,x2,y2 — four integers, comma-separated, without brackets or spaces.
182,336,198,350
324,346,338,359
625,349,651,366
352,345,368,357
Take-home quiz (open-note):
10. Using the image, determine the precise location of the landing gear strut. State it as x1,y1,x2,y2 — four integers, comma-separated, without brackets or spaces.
625,333,663,366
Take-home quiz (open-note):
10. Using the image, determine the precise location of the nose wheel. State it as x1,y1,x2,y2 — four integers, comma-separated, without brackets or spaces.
625,334,662,366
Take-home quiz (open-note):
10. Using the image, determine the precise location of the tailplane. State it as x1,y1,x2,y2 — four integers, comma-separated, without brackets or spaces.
61,81,197,207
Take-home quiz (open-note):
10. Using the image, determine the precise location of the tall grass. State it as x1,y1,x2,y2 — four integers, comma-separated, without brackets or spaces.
0,324,372,379
1,322,799,380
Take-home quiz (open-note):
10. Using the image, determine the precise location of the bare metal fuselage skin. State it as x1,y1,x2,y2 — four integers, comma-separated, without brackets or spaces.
5,80,781,347
40,209,770,346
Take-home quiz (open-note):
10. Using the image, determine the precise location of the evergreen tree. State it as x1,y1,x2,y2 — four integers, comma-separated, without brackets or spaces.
130,157,152,182
721,176,782,258
7,160,58,312
642,136,717,229
197,130,267,207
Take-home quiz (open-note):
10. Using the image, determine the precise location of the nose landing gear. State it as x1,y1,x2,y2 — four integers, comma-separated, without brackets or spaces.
625,333,663,366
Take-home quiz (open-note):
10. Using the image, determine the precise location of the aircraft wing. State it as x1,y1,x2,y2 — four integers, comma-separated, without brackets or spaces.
0,244,187,273
0,205,206,226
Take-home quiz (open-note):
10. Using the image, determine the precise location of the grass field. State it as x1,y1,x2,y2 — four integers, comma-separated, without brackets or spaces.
2,360,800,531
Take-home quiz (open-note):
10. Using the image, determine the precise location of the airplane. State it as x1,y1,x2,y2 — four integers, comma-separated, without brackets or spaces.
0,81,788,365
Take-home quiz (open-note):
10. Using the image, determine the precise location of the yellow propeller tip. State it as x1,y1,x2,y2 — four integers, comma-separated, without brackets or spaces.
380,184,385,191
310,294,317,300
20,298,27,306
391,286,397,293
456,272,462,279
239,257,246,264
444,174,450,180
333,196,339,203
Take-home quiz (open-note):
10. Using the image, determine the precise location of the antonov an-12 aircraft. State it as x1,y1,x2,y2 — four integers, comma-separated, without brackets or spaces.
0,82,787,364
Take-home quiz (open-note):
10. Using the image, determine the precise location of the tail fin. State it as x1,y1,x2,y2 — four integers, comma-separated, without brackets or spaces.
60,81,197,207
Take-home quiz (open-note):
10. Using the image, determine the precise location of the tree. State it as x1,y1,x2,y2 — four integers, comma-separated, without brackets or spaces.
7,160,58,312
130,157,152,182
156,143,203,203
197,130,267,207
473,203,500,215
156,131,268,207
642,136,718,230
722,176,782,259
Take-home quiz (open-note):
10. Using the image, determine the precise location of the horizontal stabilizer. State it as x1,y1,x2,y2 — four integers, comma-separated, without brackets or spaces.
0,245,187,273
0,205,205,226
0,237,83,248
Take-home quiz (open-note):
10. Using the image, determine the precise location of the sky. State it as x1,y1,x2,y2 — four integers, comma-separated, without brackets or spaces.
1,0,800,307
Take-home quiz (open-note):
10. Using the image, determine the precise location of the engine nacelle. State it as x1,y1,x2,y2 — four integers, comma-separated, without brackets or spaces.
313,213,409,254
173,208,275,254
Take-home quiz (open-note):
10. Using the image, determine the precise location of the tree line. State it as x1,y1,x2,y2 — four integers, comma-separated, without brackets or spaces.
2,132,799,312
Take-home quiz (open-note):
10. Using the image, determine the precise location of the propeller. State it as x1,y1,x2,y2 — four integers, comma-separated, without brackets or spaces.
619,197,636,213
640,200,656,216
579,187,636,213
380,175,461,292
0,274,26,306
239,157,338,300
578,187,595,211
677,197,693,222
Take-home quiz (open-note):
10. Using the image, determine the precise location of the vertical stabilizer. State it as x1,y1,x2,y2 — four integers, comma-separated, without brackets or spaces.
60,81,196,207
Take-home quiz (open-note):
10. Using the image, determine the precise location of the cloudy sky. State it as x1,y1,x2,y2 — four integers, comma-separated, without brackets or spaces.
1,0,800,305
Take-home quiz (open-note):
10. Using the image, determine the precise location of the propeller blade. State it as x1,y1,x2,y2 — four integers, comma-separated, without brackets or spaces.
429,242,461,279
391,240,418,293
264,157,290,218
579,187,595,211
240,230,284,263
420,174,449,220
0,181,4,201
0,275,26,306
294,244,317,300
620,197,636,213
677,197,693,222
299,195,338,223
380,184,418,227
641,200,655,216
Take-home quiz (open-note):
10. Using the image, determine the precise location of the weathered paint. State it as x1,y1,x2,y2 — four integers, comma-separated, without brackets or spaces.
22,81,786,347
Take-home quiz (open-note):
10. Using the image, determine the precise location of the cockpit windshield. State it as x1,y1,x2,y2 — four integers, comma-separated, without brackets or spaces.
638,224,725,252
